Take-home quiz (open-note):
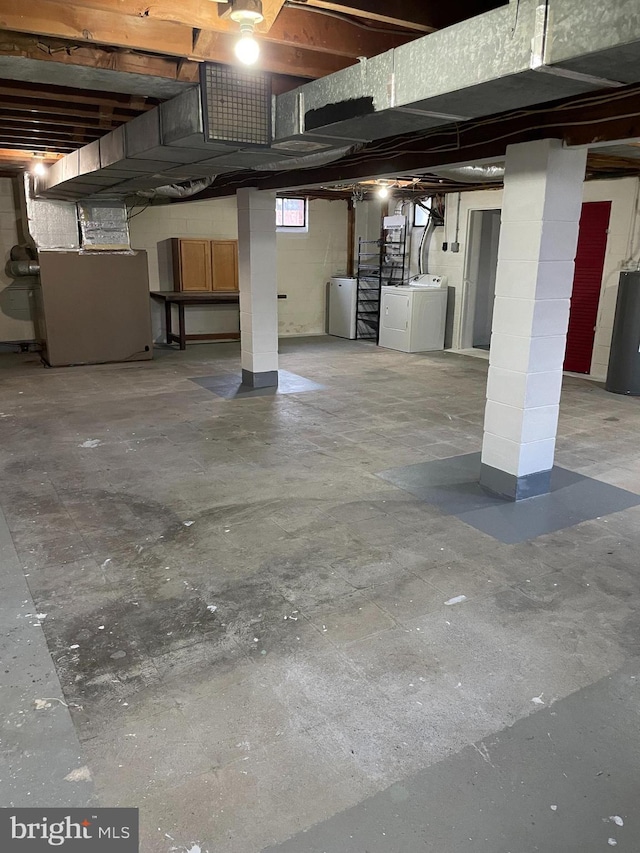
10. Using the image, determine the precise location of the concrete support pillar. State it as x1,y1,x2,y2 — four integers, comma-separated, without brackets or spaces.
480,139,587,500
237,187,278,388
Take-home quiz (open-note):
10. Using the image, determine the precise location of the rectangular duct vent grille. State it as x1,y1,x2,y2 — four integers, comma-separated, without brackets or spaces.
201,64,271,147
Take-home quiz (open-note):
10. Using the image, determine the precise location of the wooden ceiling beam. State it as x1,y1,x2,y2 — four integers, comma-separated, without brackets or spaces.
0,30,202,82
261,0,287,32
0,80,157,110
61,1,412,57
0,148,63,162
0,118,104,137
213,7,411,57
0,34,310,91
0,127,95,143
0,144,76,153
1,96,140,121
0,0,191,58
1,110,120,130
284,0,436,32
0,134,80,149
0,0,358,77
287,0,504,32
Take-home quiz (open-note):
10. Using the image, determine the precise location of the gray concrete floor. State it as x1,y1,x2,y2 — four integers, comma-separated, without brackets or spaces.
0,336,639,852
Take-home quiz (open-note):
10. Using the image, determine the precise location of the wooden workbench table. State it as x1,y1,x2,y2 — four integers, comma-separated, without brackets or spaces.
150,291,286,350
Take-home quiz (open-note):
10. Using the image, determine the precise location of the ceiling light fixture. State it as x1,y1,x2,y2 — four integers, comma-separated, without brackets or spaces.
377,184,390,199
229,0,264,65
30,156,47,176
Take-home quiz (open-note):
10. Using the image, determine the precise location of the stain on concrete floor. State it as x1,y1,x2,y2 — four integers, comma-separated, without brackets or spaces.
0,338,639,852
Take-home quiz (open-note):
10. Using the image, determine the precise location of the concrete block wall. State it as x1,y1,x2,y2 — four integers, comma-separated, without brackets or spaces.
584,178,639,379
277,199,348,336
418,177,640,379
129,195,348,342
0,178,35,343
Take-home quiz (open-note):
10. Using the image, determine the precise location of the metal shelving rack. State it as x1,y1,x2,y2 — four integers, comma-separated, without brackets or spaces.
356,216,407,341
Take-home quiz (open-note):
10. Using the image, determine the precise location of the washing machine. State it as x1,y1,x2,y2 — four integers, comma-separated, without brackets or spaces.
378,275,448,353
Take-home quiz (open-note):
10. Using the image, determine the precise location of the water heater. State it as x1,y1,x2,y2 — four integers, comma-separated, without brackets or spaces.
606,271,640,395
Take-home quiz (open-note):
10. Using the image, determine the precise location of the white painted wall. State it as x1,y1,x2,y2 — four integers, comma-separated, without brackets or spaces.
584,177,639,379
0,178,35,343
417,178,640,378
278,198,348,336
129,195,348,341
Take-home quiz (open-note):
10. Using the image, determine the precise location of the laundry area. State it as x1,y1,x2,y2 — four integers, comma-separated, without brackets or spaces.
3,1,640,852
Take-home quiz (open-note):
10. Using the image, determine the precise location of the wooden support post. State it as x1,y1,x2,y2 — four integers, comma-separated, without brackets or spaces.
346,199,355,277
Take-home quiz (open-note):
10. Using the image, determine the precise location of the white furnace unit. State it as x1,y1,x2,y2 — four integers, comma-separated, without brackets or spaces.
378,275,448,353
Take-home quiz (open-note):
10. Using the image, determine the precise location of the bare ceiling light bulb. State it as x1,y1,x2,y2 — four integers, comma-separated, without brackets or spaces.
235,24,260,64
230,0,263,65
377,184,389,199
32,161,46,176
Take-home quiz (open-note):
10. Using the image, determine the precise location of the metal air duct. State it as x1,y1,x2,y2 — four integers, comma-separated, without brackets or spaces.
36,0,640,202
431,164,505,183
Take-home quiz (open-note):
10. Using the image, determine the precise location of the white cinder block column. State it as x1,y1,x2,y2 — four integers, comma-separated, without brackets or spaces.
480,139,587,500
236,187,279,388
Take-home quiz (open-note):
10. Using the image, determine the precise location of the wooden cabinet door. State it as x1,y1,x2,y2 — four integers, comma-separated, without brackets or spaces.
176,239,212,291
211,240,239,291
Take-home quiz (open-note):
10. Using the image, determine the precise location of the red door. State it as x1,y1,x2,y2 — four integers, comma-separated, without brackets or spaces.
564,201,611,373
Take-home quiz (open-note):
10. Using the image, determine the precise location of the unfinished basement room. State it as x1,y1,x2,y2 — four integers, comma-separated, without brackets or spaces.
2,0,640,850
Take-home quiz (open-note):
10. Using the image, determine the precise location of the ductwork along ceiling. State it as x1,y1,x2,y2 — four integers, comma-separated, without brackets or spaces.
34,0,640,202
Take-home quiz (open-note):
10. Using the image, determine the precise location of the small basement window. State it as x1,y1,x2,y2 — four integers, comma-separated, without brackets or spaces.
276,197,308,232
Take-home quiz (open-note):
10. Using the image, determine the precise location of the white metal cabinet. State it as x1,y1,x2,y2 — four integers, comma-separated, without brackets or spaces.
328,276,357,339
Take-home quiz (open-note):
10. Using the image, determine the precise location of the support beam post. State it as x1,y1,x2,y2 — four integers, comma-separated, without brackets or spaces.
480,138,587,500
237,188,279,389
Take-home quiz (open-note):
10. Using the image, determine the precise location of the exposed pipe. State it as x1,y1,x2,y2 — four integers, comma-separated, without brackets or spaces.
418,219,435,275
347,199,356,276
6,260,40,277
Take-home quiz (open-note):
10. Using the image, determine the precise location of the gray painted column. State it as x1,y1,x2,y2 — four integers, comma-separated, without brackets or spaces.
480,139,587,500
237,187,278,388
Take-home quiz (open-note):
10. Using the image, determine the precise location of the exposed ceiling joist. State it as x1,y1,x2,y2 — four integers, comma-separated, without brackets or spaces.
60,0,285,36
1,124,95,140
0,80,155,110
60,0,409,56
0,78,159,157
0,31,201,83
0,118,103,137
0,148,64,174
284,0,505,33
0,107,122,134
260,0,287,32
1,96,140,121
0,0,397,78
1,133,81,148
1,143,76,153
0,148,62,161
285,0,435,32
